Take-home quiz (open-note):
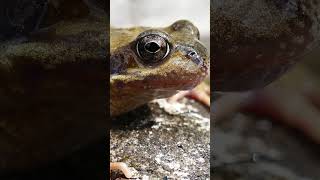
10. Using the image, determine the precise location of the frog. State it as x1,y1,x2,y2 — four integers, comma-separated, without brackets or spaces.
211,0,320,154
0,0,107,173
211,0,320,91
110,20,210,117
110,20,209,177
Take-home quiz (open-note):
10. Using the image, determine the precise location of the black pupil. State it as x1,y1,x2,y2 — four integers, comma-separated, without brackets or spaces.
145,42,160,53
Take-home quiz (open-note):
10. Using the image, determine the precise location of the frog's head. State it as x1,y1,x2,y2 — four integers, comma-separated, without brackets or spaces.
110,20,209,116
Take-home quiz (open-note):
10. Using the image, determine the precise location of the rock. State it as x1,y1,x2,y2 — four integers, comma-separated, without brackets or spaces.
110,99,210,179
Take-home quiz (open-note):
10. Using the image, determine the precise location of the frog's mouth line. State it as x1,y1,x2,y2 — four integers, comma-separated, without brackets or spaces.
113,75,205,92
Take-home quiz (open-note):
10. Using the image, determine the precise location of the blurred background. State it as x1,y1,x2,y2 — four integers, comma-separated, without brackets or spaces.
110,0,210,49
213,44,320,179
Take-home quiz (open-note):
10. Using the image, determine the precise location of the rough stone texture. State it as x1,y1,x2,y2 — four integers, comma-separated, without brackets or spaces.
111,99,210,179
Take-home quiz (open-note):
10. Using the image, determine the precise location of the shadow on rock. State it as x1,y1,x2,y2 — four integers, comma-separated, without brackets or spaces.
111,105,156,131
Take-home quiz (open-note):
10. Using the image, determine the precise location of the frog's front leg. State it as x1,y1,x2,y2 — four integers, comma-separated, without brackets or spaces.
168,81,210,107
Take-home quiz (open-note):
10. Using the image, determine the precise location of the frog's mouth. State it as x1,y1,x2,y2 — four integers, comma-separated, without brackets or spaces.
112,58,208,93
114,42,209,92
111,20,209,93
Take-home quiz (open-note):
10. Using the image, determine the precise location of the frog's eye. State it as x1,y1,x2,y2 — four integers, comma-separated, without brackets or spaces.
136,33,170,65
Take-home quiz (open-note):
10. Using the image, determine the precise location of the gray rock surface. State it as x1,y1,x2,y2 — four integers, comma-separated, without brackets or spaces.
110,99,210,179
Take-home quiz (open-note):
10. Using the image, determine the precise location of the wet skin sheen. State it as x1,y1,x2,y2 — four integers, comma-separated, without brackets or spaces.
110,20,210,117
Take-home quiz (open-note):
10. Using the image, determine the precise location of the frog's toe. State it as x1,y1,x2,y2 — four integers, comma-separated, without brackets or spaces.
110,162,135,178
169,83,210,107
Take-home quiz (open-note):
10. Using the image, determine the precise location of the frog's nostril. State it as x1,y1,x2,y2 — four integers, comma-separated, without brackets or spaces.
188,51,197,57
145,42,160,53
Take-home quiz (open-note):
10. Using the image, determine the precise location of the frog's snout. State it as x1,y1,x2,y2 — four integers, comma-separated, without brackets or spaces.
171,20,200,40
170,20,209,73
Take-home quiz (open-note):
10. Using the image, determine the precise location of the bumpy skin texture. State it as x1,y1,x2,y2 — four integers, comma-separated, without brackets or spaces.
211,0,320,91
0,1,106,172
110,20,209,117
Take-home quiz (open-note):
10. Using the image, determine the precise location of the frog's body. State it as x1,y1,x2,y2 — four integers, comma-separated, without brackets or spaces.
0,1,107,171
110,20,209,117
211,0,320,91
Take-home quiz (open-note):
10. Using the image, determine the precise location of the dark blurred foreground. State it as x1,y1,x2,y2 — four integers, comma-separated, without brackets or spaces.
212,48,320,179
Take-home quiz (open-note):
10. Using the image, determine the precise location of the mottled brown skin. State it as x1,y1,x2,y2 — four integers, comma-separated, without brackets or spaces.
211,0,320,91
0,1,106,172
110,20,209,117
